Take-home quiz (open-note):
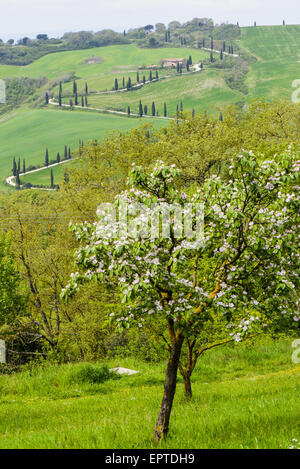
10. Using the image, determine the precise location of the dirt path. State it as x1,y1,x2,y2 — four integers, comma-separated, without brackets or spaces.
6,159,72,189
94,63,203,95
201,47,239,58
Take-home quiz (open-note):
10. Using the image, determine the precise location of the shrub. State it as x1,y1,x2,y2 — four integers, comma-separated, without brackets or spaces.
68,363,119,385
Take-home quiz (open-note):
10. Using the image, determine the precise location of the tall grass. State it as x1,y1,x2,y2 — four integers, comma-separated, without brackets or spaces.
0,337,299,449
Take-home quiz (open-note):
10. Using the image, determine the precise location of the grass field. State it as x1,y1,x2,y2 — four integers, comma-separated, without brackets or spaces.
240,25,300,102
0,338,299,449
21,161,76,187
0,45,208,90
86,68,243,116
1,25,300,188
0,107,165,191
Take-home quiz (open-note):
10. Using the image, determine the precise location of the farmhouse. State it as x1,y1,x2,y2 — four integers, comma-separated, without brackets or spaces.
162,58,186,68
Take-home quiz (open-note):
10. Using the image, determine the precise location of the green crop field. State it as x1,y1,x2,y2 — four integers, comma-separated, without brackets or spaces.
0,338,299,449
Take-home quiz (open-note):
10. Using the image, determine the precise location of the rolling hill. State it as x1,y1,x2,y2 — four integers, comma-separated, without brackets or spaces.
0,24,299,189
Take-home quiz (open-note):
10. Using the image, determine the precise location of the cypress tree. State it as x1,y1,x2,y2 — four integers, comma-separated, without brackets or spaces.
81,94,84,107
220,50,223,60
12,157,17,176
122,77,125,88
149,71,153,81
144,104,148,115
127,77,132,90
180,101,183,113
73,80,77,96
210,37,213,50
57,152,60,163
165,31,168,42
23,159,26,174
167,30,170,42
176,62,180,73
59,81,62,94
139,100,143,117
156,70,158,80
74,90,78,106
58,89,62,107
152,101,156,117
45,149,49,167
50,169,54,188
164,102,167,117
85,94,88,107
186,63,190,71
114,78,119,90
223,41,226,51
16,171,21,188
64,145,68,160
189,55,192,65
137,71,140,82
179,64,182,74
219,112,223,122
68,148,72,159
128,106,131,116
283,20,286,26
143,75,146,84
85,82,88,95
45,92,49,104
18,158,20,173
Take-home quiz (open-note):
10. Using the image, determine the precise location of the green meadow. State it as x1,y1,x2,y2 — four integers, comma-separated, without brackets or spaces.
0,338,299,449
240,25,300,102
0,107,165,191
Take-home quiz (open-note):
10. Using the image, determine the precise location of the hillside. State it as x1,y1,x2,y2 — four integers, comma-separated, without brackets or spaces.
0,23,299,189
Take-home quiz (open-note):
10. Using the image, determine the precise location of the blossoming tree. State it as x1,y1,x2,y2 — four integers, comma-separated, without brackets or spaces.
62,148,299,443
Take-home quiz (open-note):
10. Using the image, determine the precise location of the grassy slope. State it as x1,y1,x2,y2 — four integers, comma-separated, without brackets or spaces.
1,26,300,188
0,107,165,190
0,338,299,449
240,25,300,102
0,45,208,89
86,69,243,116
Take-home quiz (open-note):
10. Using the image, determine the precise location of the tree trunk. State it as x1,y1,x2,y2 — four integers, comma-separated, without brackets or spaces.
153,333,184,443
183,372,192,399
